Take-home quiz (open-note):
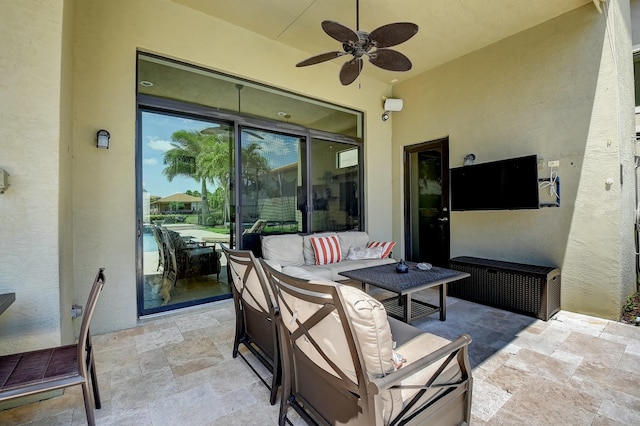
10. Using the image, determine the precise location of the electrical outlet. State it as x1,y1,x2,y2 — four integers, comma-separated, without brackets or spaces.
548,160,560,167
537,159,545,168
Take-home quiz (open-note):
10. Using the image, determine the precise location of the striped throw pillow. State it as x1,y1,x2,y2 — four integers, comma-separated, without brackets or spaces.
367,241,396,259
310,235,342,265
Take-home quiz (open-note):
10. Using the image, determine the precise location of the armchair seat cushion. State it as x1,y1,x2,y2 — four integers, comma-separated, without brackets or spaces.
380,328,461,424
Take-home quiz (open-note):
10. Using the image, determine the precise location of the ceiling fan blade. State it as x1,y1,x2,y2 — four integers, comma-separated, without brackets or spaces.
321,20,359,44
339,59,363,85
296,51,345,67
369,49,412,71
369,22,419,48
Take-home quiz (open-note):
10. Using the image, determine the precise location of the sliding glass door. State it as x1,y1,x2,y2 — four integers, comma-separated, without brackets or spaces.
136,53,364,316
138,110,233,314
235,127,306,254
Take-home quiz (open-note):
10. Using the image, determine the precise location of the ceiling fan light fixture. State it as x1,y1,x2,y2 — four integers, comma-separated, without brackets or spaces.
295,0,418,85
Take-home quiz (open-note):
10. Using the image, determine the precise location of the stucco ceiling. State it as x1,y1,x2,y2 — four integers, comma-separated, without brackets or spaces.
171,0,593,85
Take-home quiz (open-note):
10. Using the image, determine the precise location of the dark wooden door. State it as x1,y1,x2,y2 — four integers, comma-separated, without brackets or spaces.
403,137,450,266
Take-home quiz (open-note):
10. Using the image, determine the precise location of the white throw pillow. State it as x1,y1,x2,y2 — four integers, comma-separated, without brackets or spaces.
345,246,384,260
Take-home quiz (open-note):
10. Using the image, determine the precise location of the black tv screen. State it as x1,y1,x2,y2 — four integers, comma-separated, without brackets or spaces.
450,155,539,211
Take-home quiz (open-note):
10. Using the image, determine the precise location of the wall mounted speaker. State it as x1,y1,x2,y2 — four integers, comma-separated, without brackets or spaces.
383,98,403,112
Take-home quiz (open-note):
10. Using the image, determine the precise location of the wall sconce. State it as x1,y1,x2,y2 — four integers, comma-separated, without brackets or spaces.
0,168,9,194
96,129,110,149
381,98,403,121
463,154,476,166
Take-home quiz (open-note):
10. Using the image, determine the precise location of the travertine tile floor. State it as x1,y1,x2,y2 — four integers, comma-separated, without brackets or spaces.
2,290,640,425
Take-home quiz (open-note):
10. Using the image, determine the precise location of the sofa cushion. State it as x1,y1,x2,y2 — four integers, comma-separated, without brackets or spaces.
310,235,342,265
303,232,337,265
281,265,328,281
261,234,305,266
337,231,370,257
288,257,395,282
368,241,396,259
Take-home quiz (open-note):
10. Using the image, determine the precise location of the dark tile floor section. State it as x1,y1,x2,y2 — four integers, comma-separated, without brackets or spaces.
1,289,639,425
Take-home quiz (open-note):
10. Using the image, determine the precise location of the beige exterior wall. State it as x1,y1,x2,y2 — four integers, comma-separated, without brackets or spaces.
0,0,66,354
59,0,76,347
0,0,635,352
392,1,635,319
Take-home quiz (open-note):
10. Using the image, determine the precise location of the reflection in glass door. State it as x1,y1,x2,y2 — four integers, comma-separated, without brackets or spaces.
236,127,306,254
234,130,363,254
310,138,361,232
138,110,233,315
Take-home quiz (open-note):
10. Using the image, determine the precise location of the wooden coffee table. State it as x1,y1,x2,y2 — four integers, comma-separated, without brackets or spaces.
339,262,470,323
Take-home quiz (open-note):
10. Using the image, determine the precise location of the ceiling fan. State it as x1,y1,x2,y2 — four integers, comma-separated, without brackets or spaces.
296,0,418,85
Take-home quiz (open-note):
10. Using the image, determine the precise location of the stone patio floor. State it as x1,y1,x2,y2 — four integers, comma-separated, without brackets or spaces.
1,290,640,425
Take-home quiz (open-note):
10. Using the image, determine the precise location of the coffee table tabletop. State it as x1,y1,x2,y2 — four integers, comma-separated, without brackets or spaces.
340,262,469,323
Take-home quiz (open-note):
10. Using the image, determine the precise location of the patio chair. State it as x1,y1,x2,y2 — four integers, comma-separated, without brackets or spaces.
221,244,280,405
242,219,267,235
260,260,473,426
150,224,166,272
0,268,106,426
160,227,220,288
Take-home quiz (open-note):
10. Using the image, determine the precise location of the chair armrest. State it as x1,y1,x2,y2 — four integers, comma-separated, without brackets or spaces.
367,333,472,394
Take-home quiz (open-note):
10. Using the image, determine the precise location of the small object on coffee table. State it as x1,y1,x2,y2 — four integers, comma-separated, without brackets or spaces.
396,259,409,273
416,262,432,270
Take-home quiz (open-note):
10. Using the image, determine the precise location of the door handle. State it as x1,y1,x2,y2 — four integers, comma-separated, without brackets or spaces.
437,217,449,222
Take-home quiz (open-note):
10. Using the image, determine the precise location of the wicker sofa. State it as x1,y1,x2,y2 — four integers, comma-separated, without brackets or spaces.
261,231,396,282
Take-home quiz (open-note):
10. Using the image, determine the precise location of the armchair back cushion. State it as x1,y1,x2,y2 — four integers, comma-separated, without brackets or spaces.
275,279,394,385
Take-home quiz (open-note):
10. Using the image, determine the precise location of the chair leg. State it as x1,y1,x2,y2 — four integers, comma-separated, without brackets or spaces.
232,320,242,359
81,382,96,426
269,350,281,405
232,299,243,358
269,377,278,405
278,394,291,426
89,354,101,409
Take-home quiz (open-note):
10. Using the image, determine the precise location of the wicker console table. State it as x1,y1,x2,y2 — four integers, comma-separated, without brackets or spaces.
448,257,561,321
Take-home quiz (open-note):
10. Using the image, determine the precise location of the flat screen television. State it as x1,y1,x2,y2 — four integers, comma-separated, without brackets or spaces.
450,155,539,211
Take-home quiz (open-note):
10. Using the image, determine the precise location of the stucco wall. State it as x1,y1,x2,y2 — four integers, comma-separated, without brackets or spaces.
632,0,640,46
71,0,392,333
391,2,635,319
0,0,65,353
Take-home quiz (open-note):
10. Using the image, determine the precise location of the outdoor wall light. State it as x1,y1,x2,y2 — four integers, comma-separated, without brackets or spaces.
463,153,476,166
96,129,110,149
